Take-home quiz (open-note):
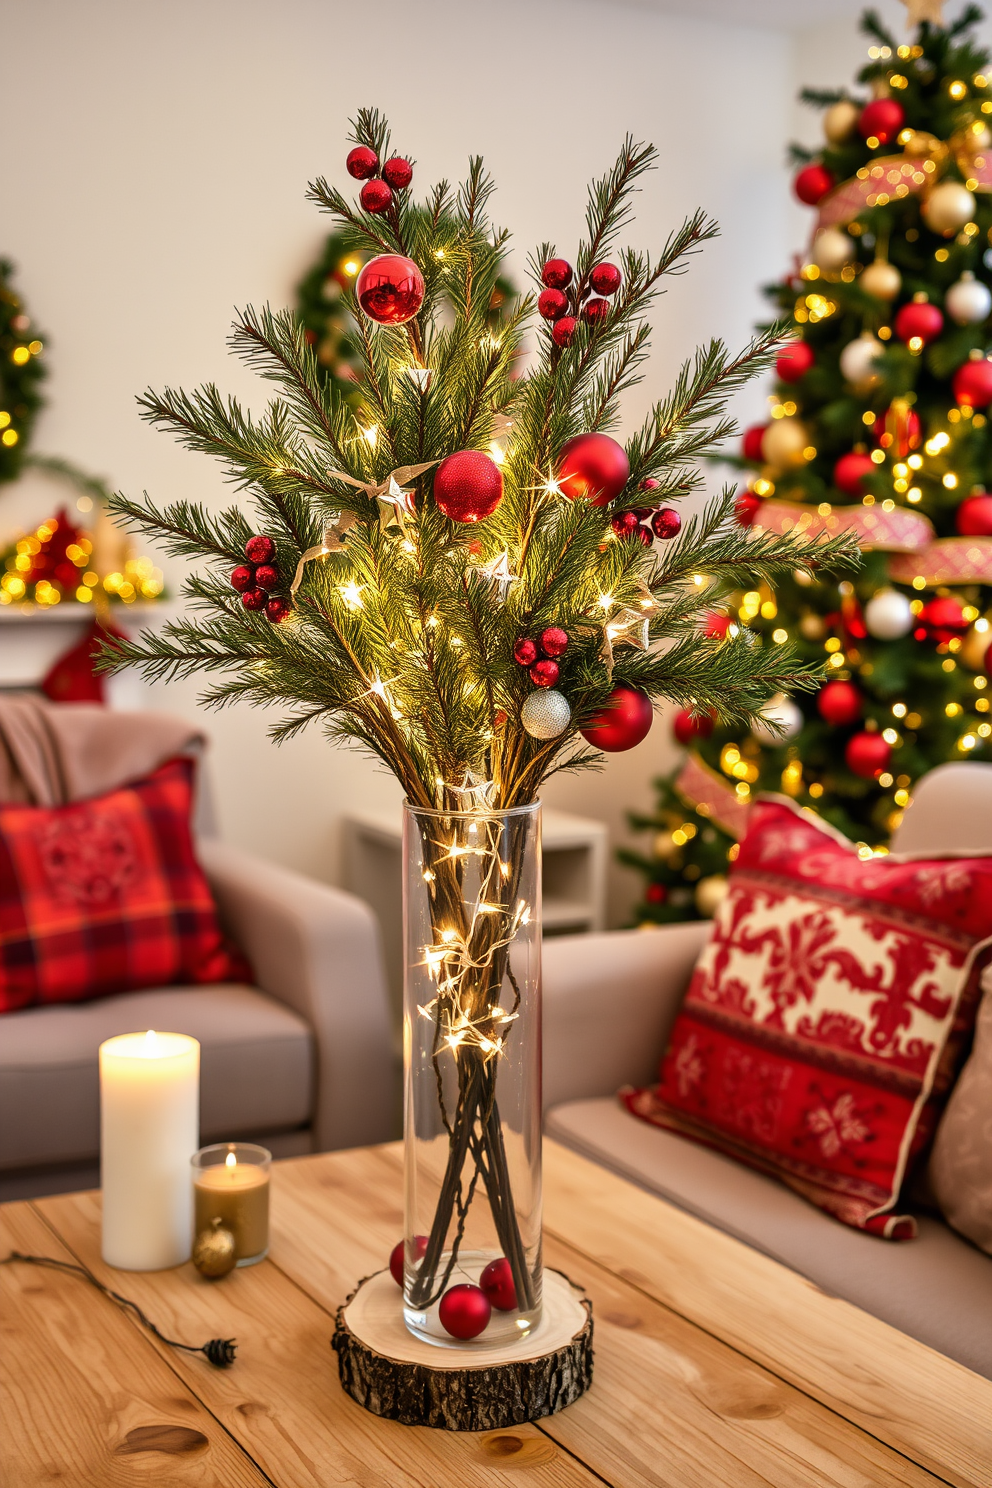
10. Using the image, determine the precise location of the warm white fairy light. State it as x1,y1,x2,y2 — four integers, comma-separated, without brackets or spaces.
339,582,364,609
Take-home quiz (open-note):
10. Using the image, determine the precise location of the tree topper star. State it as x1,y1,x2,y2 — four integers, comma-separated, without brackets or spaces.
900,0,944,25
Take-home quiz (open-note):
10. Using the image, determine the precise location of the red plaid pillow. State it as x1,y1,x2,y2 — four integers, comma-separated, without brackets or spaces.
0,757,249,1013
623,798,992,1238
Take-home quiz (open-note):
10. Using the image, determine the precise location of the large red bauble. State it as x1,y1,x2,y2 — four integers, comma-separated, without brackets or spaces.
382,156,413,189
360,178,393,214
346,145,379,179
672,707,715,746
538,288,569,321
541,258,572,289
952,358,992,409
776,340,815,382
582,685,654,752
817,679,861,727
480,1258,517,1311
735,491,762,527
433,450,503,523
918,595,968,643
552,316,578,348
957,493,992,536
590,262,622,296
742,424,767,462
873,403,921,458
245,534,276,565
858,98,905,145
794,163,834,205
834,451,875,497
438,1284,492,1340
389,1235,428,1287
894,300,943,347
845,731,891,780
356,254,425,326
557,433,630,505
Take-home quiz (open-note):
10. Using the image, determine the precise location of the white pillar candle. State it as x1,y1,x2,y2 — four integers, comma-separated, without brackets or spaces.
99,1030,199,1271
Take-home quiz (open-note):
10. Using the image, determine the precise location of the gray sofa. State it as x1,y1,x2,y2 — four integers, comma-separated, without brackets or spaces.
542,761,992,1380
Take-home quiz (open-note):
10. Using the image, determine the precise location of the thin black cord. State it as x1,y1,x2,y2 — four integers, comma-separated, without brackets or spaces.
1,1252,237,1367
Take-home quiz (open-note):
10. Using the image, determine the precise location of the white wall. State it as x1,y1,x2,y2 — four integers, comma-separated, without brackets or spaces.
2,0,796,924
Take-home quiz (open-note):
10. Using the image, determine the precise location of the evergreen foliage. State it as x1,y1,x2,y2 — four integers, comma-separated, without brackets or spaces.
0,260,46,486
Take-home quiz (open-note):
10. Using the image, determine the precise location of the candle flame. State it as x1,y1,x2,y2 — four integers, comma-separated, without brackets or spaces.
145,1029,156,1046
226,1151,237,1170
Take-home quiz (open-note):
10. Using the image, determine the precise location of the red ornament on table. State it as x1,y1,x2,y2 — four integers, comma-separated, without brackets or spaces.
254,564,279,591
735,490,762,526
552,316,578,347
541,258,572,289
538,288,569,321
382,156,413,189
540,626,569,657
513,636,538,666
479,1257,517,1311
582,297,610,326
265,596,292,624
557,432,629,505
776,341,815,382
438,1283,492,1340
230,565,254,593
918,595,968,643
346,145,379,179
241,587,267,611
355,254,425,326
611,511,641,540
433,449,504,523
873,402,921,457
389,1236,428,1287
894,300,943,347
957,492,992,536
952,357,992,409
672,707,714,745
589,262,621,296
645,883,668,905
834,451,875,498
858,98,904,145
793,163,835,205
530,659,560,688
741,425,767,461
360,178,393,214
245,534,276,565
845,731,891,780
817,679,861,727
650,507,681,540
581,685,654,752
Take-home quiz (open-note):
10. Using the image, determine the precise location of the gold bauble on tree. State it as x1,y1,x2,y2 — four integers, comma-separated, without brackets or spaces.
960,621,992,671
761,417,809,471
860,259,902,302
824,99,859,145
922,181,976,237
695,875,729,919
812,228,854,273
653,830,678,861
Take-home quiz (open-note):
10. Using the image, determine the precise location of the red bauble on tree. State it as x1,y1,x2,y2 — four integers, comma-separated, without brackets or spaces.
513,636,538,666
230,564,254,593
793,163,835,205
355,254,425,326
480,1257,517,1311
834,451,875,497
858,98,904,145
541,258,572,289
552,316,578,348
918,595,968,643
776,340,815,382
433,450,503,523
582,685,654,751
873,402,921,458
582,297,610,326
438,1284,491,1340
245,534,275,565
894,300,943,347
589,262,621,296
672,707,715,745
952,357,992,409
540,626,569,657
957,492,992,536
530,659,560,687
538,288,569,321
557,432,629,504
742,425,767,461
360,178,393,214
265,596,292,624
845,731,891,779
650,507,681,540
735,490,762,526
645,883,668,905
346,145,379,179
382,156,413,189
705,611,733,639
817,679,861,727
241,587,267,611
254,564,279,591
611,510,641,540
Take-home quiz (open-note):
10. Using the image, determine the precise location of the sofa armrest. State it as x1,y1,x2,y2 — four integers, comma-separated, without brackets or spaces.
198,839,397,1152
542,921,711,1111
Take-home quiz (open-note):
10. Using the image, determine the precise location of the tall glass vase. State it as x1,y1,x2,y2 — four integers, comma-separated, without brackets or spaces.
402,800,542,1349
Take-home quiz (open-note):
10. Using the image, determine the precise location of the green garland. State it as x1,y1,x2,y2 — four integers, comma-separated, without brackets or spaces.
0,259,46,484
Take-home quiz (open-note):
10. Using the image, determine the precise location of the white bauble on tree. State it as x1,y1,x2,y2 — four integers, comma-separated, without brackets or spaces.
860,259,902,302
864,587,914,639
695,875,729,919
824,99,859,144
761,417,809,470
946,271,992,326
751,693,803,745
922,181,976,236
839,333,884,390
521,689,571,739
812,228,854,273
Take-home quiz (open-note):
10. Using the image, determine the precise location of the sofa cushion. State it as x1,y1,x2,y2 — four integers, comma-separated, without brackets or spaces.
546,1096,992,1379
929,964,992,1255
0,983,313,1169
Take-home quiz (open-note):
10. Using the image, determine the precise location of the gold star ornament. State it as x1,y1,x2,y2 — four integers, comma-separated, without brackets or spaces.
899,0,945,26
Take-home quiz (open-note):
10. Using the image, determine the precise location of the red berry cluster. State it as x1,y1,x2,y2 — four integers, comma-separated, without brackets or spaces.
346,145,413,216
537,257,622,346
610,481,681,545
513,626,568,688
230,535,291,623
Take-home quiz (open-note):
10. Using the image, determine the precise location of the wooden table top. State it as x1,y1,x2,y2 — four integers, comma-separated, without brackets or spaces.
2,1139,989,1488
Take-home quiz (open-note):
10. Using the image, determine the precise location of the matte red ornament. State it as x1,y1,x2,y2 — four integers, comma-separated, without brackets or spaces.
894,300,943,347
650,507,681,540
254,564,279,592
538,288,569,321
356,254,425,326
557,432,630,505
241,587,267,611
346,145,379,180
672,707,715,745
817,679,861,727
858,98,905,145
265,596,292,624
742,425,767,462
919,595,968,643
530,659,560,687
873,403,921,458
952,358,992,409
776,340,815,382
513,637,538,666
793,163,835,205
479,1257,517,1311
833,451,875,498
582,685,654,752
735,491,762,527
845,731,891,780
590,262,621,296
552,316,578,348
611,511,641,539
582,297,610,326
957,492,992,536
389,1235,428,1287
438,1283,491,1340
433,449,503,523
540,626,569,657
245,534,276,565
705,612,733,638
541,258,572,289
360,178,393,214
382,156,413,189
645,883,668,905
230,565,254,593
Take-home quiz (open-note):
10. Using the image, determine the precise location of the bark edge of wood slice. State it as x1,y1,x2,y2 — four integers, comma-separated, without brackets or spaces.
332,1266,593,1431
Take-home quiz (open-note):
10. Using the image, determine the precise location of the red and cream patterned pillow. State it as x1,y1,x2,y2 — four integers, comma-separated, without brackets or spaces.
623,797,992,1238
0,757,249,1013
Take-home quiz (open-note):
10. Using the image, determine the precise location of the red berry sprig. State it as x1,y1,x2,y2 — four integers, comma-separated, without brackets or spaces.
538,255,622,340
230,536,291,623
349,141,414,217
513,627,570,689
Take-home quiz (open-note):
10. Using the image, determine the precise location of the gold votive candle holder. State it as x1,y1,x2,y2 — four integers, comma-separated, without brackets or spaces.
191,1142,270,1266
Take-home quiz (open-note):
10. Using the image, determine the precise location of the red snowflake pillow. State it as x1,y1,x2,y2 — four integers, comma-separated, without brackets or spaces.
622,797,992,1238
0,756,249,1013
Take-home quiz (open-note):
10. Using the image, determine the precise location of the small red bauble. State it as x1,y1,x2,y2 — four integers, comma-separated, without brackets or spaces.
919,595,968,643
557,432,630,505
590,262,621,296
540,626,569,657
952,358,992,409
651,507,681,540
845,731,892,780
873,403,921,458
346,145,379,180
530,659,560,687
742,425,767,462
833,451,875,498
513,637,538,666
894,300,943,347
265,596,292,624
858,98,905,145
480,1258,518,1311
793,163,835,205
360,178,393,214
611,511,641,539
582,685,654,752
633,524,652,546
817,679,861,727
776,340,815,383
382,156,413,189
645,883,668,905
541,258,572,289
957,492,992,536
673,707,715,745
582,297,610,326
230,564,254,593
639,478,660,493
389,1236,428,1287
254,564,279,592
538,288,569,321
433,449,503,523
356,253,425,326
552,316,578,348
438,1283,492,1340
245,534,276,565
735,491,762,527
241,587,267,611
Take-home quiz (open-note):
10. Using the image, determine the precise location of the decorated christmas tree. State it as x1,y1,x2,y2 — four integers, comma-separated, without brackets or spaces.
626,3,992,927
0,259,46,485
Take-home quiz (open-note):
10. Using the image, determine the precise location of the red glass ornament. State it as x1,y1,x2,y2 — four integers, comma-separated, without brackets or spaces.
557,432,630,505
639,478,660,493
530,659,560,687
438,1283,492,1340
633,524,652,546
582,297,610,326
611,511,641,540
360,178,393,214
265,596,292,624
356,254,425,326
735,491,762,527
873,403,921,458
480,1257,517,1311
645,883,668,905
541,258,572,289
552,316,578,348
590,262,621,296
953,358,992,409
957,493,992,536
776,340,815,383
382,156,413,189
254,564,279,592
845,731,891,780
858,98,905,145
241,587,267,611
346,145,379,180
389,1235,428,1287
672,707,715,745
230,564,254,593
651,507,681,540
581,685,654,752
742,425,767,462
245,534,276,565
538,288,569,321
705,612,733,639
540,626,569,657
793,163,835,205
834,451,875,498
513,637,538,666
433,449,503,523
817,679,861,727
919,595,968,643
894,300,943,347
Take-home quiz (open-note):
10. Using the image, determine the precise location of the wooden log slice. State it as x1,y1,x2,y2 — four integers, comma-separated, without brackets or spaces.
332,1267,593,1431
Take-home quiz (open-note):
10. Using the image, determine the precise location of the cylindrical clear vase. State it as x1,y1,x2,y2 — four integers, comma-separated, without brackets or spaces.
402,799,542,1349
